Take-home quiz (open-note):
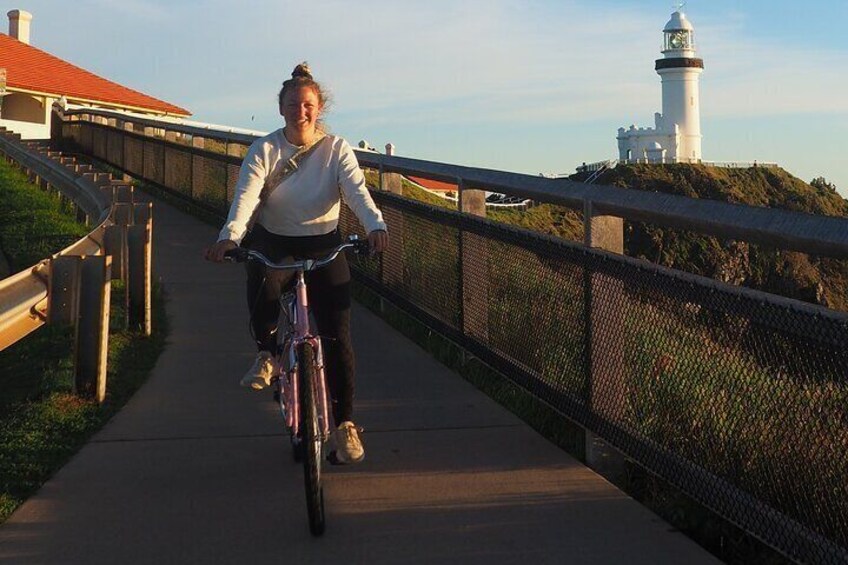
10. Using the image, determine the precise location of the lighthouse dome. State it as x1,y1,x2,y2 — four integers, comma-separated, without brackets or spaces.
663,11,694,32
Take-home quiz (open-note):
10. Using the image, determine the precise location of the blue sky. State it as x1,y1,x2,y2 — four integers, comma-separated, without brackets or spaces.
8,0,848,194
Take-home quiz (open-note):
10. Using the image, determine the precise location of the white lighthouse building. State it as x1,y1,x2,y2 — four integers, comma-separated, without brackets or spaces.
617,10,704,164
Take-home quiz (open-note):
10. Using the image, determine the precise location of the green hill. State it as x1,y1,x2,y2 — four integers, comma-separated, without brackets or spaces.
391,162,847,310
578,163,848,311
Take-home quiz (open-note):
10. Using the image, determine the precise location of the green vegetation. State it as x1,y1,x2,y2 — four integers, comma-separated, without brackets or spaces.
0,159,89,274
587,163,848,311
489,204,583,242
0,284,167,523
0,159,167,523
398,163,848,311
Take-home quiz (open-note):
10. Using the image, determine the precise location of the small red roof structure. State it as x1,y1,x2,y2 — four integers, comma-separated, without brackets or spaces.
0,33,189,116
408,176,457,193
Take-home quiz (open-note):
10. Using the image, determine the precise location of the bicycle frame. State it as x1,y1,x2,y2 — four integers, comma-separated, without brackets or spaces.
278,270,331,440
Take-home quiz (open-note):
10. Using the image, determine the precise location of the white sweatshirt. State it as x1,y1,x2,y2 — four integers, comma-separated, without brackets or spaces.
218,129,386,244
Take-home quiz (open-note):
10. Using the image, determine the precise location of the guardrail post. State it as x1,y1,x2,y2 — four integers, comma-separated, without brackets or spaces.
48,256,81,325
75,255,112,402
583,201,627,477
459,180,489,341
128,203,153,335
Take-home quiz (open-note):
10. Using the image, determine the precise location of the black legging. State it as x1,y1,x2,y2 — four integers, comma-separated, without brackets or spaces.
245,225,355,424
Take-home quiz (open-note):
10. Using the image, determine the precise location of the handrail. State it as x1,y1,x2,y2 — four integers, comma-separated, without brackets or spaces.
0,132,111,350
63,106,848,260
356,152,848,259
62,107,261,146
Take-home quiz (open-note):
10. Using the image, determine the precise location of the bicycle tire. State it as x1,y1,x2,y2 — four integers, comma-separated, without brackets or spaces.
298,342,325,536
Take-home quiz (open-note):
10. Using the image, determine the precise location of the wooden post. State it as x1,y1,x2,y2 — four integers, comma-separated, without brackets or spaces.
583,200,627,478
48,256,81,325
112,203,133,227
459,180,488,341
379,164,404,291
112,184,134,204
379,164,403,194
104,225,127,282
128,203,153,335
74,255,112,402
104,224,129,331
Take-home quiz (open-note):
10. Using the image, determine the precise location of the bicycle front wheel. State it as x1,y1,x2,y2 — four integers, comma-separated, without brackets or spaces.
298,342,325,536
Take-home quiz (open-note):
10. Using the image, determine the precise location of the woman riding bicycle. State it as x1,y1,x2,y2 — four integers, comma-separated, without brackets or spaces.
205,62,387,464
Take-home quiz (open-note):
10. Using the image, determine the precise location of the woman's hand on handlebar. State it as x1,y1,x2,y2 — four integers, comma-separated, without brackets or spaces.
204,239,237,263
368,229,388,253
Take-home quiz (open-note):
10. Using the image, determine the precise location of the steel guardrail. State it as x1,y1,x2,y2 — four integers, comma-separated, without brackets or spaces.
0,132,111,350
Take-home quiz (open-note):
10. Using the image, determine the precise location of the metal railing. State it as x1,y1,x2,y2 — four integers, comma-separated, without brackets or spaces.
580,158,781,171
57,108,848,564
0,127,153,401
0,131,109,350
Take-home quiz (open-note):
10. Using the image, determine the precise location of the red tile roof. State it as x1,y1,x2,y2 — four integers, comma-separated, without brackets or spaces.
408,176,457,192
0,34,190,116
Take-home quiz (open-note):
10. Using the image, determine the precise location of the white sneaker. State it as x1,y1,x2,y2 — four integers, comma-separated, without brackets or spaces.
240,352,277,390
332,421,365,464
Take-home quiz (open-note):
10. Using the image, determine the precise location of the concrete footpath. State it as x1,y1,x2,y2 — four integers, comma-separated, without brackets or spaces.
0,193,720,564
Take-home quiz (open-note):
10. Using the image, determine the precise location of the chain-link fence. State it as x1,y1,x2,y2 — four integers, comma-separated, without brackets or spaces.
344,193,848,564
60,114,848,564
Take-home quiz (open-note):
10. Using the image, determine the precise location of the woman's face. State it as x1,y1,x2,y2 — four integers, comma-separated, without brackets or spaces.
280,86,323,135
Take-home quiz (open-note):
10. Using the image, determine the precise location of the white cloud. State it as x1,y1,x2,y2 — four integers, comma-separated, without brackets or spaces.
205,1,845,131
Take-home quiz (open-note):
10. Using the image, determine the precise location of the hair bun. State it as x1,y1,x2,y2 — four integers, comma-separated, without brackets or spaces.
292,62,312,79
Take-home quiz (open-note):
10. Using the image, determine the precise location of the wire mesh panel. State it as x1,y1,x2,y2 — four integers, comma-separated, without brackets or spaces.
106,130,123,168
602,257,848,564
226,163,241,209
78,122,93,154
142,140,164,185
343,191,848,565
163,145,191,198
92,127,107,160
191,153,228,212
124,136,143,177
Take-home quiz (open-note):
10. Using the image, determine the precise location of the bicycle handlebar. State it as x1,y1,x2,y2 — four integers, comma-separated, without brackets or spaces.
223,235,371,271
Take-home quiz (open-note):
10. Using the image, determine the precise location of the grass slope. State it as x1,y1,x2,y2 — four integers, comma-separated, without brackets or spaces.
0,159,167,523
0,160,89,274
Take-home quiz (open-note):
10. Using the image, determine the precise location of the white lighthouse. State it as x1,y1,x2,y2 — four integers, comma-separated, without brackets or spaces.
617,10,704,164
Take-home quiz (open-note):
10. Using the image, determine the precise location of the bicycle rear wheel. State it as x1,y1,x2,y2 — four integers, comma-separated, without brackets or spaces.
298,342,325,536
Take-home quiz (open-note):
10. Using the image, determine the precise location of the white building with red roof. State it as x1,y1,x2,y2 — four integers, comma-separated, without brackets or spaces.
0,9,190,139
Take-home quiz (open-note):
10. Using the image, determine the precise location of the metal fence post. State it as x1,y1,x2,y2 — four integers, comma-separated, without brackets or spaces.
458,180,489,341
583,200,626,476
74,255,112,402
128,203,153,335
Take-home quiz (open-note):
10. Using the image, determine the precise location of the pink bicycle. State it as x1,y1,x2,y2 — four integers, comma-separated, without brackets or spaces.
225,235,369,536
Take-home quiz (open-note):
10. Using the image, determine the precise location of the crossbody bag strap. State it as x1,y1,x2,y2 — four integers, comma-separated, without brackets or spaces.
247,132,328,230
